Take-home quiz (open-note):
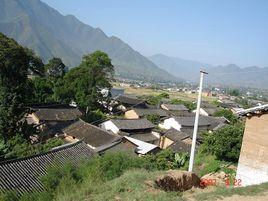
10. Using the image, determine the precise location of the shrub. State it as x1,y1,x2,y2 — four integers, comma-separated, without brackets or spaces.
145,114,161,124
82,109,106,124
169,99,196,111
213,109,238,124
201,125,244,162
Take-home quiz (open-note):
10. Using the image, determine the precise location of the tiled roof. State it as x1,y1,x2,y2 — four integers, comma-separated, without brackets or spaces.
173,116,211,127
168,140,192,153
63,120,120,148
162,104,188,111
0,141,94,196
33,108,82,121
115,95,145,105
132,108,168,117
163,128,190,141
110,118,155,130
127,133,159,143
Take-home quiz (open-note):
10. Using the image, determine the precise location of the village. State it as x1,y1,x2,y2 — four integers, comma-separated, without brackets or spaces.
1,0,268,200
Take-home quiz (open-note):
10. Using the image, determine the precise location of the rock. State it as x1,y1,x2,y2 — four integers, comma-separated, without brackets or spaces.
155,170,201,192
201,171,229,186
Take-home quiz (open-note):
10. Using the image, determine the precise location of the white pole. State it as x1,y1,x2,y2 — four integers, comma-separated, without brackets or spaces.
188,70,207,172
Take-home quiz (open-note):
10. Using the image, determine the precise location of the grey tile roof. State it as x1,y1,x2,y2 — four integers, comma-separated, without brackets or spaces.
0,141,94,196
168,140,192,153
132,108,168,117
111,118,155,130
162,104,188,111
63,120,120,148
127,133,159,143
33,108,82,121
173,116,211,127
115,95,145,105
163,128,190,141
202,107,220,116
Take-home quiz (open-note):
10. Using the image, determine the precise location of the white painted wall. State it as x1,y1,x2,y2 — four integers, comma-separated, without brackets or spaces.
100,120,120,134
158,118,182,131
193,108,209,116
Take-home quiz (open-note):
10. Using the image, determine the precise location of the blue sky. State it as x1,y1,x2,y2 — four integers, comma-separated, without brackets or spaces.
42,0,268,67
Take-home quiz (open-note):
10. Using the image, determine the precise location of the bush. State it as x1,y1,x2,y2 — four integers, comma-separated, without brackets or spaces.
201,125,244,162
169,99,196,111
82,109,106,124
145,114,161,124
142,149,189,170
213,109,238,124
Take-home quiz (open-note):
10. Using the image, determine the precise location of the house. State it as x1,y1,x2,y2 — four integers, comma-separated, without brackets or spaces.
193,107,220,116
235,104,268,186
161,103,190,116
0,141,94,196
159,116,228,140
100,118,155,134
95,136,160,156
114,95,147,111
100,118,158,144
124,108,168,119
62,119,120,150
26,104,82,126
159,128,192,153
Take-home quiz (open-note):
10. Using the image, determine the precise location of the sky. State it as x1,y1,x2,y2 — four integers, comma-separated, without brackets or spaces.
42,0,268,67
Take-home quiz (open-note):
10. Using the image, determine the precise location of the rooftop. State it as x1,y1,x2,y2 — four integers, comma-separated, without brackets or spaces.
237,104,268,116
63,119,120,148
32,107,82,121
162,104,188,111
162,128,190,141
131,108,168,117
173,116,211,127
115,95,145,105
110,118,155,130
0,141,94,195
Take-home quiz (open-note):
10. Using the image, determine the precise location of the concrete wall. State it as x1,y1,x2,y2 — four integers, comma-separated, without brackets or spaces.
236,113,268,186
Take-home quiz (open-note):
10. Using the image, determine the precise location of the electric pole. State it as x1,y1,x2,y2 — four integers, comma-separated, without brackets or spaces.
188,70,208,172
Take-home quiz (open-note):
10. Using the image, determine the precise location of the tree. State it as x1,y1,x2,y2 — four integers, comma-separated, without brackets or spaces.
213,108,238,124
170,99,196,111
0,33,31,143
31,77,55,103
228,89,240,96
45,57,66,78
201,125,244,162
24,47,45,76
55,51,114,111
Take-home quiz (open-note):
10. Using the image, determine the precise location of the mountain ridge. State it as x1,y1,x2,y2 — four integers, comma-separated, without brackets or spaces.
149,54,268,89
0,0,179,82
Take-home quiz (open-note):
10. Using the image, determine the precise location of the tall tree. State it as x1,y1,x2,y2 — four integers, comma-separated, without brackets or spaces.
45,57,66,78
0,33,31,143
24,47,45,76
55,51,114,111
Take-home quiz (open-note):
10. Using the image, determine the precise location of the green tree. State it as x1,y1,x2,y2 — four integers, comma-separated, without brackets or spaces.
213,108,238,124
31,77,55,103
45,57,66,78
201,125,244,162
55,51,114,111
24,47,45,76
0,33,31,143
145,114,161,124
228,89,240,96
170,99,196,110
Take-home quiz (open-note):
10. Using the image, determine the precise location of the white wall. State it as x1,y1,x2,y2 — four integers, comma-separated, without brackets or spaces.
100,120,120,134
158,118,181,131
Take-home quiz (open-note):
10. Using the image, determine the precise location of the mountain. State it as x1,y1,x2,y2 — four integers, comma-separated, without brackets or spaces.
148,54,213,81
0,0,178,82
149,54,268,89
206,64,268,89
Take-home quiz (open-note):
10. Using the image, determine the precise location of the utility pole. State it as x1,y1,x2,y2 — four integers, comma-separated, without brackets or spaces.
188,70,208,172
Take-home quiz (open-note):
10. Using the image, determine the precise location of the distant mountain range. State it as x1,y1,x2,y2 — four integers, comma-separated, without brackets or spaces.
0,0,178,82
149,54,268,89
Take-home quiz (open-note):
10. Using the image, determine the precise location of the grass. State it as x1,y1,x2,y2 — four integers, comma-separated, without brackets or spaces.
193,182,268,201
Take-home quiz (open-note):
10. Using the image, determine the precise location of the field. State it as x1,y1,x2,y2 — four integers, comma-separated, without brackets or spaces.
113,83,217,102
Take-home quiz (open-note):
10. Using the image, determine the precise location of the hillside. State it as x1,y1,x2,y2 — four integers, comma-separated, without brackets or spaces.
0,0,178,82
149,54,268,89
